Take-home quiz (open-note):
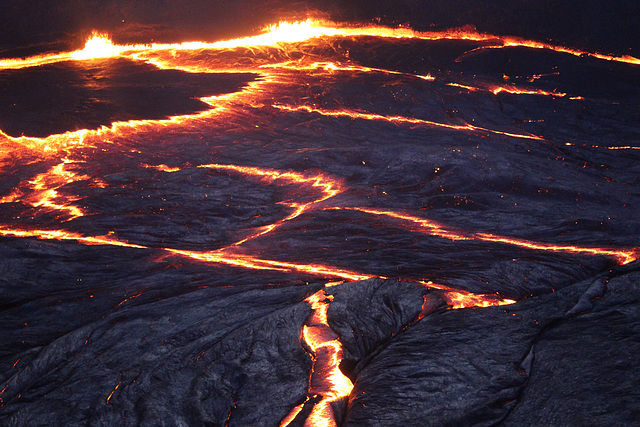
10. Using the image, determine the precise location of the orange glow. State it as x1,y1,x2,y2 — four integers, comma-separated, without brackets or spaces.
475,232,638,265
475,41,640,66
336,206,473,241
564,143,640,150
2,18,636,74
196,163,343,246
605,146,640,150
260,60,435,81
2,17,634,169
114,292,144,309
490,86,566,97
145,164,182,173
442,290,517,309
166,248,373,282
0,32,137,70
273,104,545,141
106,380,121,404
70,32,129,61
0,19,411,71
0,226,147,249
0,223,373,281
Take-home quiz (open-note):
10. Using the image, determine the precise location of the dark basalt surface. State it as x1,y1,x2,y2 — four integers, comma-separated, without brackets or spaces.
1,33,639,425
342,271,640,425
0,58,256,137
0,237,315,425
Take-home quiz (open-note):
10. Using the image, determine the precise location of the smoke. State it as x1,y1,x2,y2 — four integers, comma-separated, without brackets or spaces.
1,0,639,57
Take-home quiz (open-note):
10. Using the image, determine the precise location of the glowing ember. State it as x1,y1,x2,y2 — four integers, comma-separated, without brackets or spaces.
106,379,122,404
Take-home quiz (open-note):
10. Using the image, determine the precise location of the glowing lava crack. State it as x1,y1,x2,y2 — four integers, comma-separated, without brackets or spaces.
280,290,354,427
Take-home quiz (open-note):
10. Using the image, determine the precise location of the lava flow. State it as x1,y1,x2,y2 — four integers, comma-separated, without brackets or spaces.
1,16,638,427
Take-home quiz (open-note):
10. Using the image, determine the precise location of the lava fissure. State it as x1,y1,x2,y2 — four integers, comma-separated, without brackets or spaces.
280,289,353,427
339,207,639,265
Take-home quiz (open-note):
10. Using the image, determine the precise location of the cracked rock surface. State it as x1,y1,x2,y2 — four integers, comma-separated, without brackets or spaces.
342,271,640,426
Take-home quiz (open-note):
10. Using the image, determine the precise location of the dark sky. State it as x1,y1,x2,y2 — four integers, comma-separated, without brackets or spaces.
1,0,639,57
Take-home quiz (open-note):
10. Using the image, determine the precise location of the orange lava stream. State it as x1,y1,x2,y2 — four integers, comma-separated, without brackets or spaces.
281,290,353,427
106,380,122,404
167,248,373,282
458,43,640,66
475,232,639,265
342,207,639,265
564,143,640,151
0,227,147,249
273,104,545,141
279,402,305,427
0,78,258,164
